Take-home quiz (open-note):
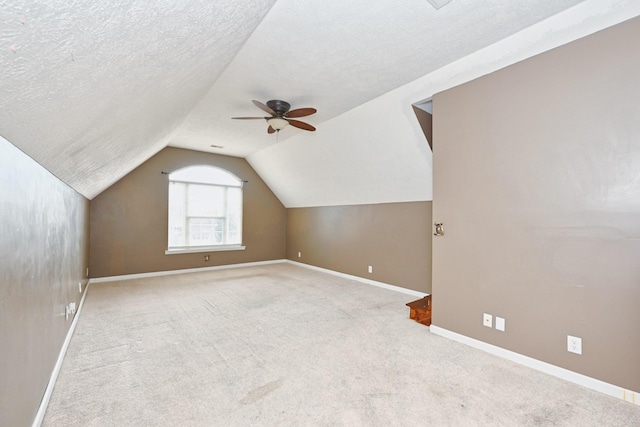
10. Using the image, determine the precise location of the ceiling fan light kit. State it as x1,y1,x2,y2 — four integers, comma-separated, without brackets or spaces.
267,117,289,130
232,99,317,134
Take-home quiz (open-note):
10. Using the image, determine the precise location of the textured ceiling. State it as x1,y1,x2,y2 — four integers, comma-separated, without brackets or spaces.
1,0,638,203
0,0,276,198
170,0,589,156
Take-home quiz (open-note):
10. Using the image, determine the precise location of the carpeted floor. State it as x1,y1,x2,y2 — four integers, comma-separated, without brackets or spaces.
44,263,639,426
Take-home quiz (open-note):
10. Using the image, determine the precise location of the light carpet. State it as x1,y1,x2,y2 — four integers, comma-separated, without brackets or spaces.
43,263,639,426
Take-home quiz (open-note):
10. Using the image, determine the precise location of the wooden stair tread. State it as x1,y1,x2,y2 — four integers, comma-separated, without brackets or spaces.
406,295,432,326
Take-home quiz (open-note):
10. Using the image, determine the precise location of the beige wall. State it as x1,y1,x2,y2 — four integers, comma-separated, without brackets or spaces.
90,147,286,278
432,17,640,391
287,202,432,294
0,138,90,427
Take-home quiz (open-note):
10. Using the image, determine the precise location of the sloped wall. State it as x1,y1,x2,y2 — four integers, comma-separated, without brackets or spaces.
90,147,286,278
0,137,89,427
432,17,640,392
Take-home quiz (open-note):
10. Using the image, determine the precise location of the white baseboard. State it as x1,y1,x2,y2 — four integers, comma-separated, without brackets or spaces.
90,259,287,283
91,259,429,299
32,281,91,427
430,325,639,407
286,260,428,298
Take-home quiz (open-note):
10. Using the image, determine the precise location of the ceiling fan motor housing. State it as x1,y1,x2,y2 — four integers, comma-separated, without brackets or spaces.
266,100,290,116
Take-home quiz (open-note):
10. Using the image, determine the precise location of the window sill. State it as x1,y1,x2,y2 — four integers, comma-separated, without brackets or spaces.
165,245,246,255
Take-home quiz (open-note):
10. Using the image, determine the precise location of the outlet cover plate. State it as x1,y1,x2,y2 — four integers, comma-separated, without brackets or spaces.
567,335,582,355
495,316,505,331
483,313,492,328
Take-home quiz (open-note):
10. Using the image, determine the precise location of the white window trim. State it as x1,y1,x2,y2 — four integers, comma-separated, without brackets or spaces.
167,166,244,253
165,244,246,255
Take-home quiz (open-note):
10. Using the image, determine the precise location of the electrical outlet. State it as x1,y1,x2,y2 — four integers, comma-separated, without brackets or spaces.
483,313,492,328
204,255,210,261
298,252,301,258
567,335,582,355
86,267,89,277
368,265,373,274
495,317,505,331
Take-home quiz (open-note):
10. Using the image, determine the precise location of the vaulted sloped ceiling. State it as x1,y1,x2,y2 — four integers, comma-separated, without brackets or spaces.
1,0,638,205
0,0,277,198
248,0,640,207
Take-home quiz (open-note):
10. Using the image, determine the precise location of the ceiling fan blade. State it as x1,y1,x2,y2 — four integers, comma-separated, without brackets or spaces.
285,107,317,118
267,126,276,134
288,119,316,132
232,116,267,120
252,100,276,116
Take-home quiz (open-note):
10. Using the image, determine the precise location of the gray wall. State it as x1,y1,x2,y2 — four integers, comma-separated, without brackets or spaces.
287,202,432,294
0,137,90,427
90,147,286,278
432,17,640,391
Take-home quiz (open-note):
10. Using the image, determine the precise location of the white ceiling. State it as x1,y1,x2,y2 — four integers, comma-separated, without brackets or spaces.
171,0,589,157
1,0,639,205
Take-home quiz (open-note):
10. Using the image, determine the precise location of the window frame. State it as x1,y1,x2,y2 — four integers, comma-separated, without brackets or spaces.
165,166,245,255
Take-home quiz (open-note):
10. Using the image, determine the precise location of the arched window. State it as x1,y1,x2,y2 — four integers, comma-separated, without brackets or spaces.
166,165,244,253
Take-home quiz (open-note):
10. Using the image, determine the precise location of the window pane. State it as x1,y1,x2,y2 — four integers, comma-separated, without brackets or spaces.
187,184,225,217
227,187,242,214
168,183,186,247
188,218,224,245
227,216,241,244
170,166,242,186
226,188,242,244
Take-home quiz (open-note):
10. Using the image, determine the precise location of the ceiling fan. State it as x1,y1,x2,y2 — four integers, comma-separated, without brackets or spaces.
232,100,316,134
